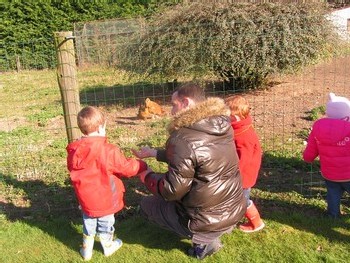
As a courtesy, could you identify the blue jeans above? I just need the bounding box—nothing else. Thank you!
[243,188,252,207]
[82,213,115,237]
[325,180,350,218]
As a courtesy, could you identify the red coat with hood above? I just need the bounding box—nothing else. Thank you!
[67,136,147,217]
[230,115,262,188]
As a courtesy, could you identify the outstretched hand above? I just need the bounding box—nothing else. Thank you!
[132,146,157,159]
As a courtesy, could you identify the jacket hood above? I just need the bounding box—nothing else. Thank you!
[168,97,231,134]
[316,118,350,145]
[231,115,253,129]
[326,92,350,121]
[66,136,106,170]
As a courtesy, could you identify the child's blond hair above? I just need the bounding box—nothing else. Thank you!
[77,106,105,135]
[225,95,250,119]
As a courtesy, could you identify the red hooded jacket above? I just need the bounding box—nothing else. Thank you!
[230,115,262,188]
[66,136,147,217]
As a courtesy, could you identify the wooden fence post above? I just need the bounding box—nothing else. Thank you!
[16,55,21,72]
[54,31,81,143]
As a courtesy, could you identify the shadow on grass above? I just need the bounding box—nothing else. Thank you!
[1,149,349,254]
[0,173,186,253]
[0,173,81,252]
[123,151,349,248]
[117,215,191,253]
[257,152,323,197]
[254,196,350,243]
[255,152,350,241]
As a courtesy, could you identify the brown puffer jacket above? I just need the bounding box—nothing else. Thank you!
[144,97,246,233]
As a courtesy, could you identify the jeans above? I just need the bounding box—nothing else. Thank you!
[243,188,252,207]
[325,180,350,218]
[83,213,115,237]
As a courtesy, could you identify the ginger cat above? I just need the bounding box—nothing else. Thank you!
[138,98,165,120]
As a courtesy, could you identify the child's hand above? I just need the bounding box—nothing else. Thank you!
[138,166,154,183]
[132,146,157,159]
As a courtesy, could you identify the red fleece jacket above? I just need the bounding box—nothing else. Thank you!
[67,136,147,217]
[231,115,262,188]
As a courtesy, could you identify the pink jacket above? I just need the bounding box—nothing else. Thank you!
[303,118,350,182]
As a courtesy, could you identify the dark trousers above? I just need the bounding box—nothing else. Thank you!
[140,195,233,244]
[325,179,350,218]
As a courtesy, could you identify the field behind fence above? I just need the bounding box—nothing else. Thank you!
[1,19,350,219]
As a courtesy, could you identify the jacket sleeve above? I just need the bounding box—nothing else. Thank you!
[109,145,147,178]
[303,125,319,163]
[146,136,194,201]
[156,149,168,163]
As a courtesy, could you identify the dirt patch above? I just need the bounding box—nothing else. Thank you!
[238,56,350,144]
[103,56,350,144]
[0,116,29,132]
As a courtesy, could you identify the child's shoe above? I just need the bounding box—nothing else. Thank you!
[239,201,265,233]
[99,233,123,257]
[80,234,95,261]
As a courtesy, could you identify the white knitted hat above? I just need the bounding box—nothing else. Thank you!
[326,93,350,121]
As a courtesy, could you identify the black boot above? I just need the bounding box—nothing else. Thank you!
[188,239,223,260]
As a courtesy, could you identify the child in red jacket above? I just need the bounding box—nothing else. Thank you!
[66,106,150,261]
[225,95,265,232]
[303,93,350,218]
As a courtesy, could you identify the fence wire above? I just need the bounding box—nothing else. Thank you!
[1,18,349,218]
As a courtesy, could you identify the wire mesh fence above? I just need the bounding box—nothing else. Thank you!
[73,18,147,67]
[0,38,57,72]
[1,15,350,217]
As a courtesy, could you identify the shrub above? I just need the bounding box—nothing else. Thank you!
[117,2,340,90]
[0,1,178,71]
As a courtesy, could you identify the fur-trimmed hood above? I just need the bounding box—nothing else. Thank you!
[168,97,231,133]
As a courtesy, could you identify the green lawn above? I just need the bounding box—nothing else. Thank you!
[0,68,349,263]
[1,207,349,263]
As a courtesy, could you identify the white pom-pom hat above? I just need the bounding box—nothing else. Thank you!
[326,93,350,121]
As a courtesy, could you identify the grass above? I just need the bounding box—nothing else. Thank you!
[1,195,349,263]
[1,67,349,263]
[305,106,326,121]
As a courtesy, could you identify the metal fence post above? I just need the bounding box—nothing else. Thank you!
[54,31,81,143]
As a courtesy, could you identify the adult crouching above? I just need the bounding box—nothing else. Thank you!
[134,82,246,260]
